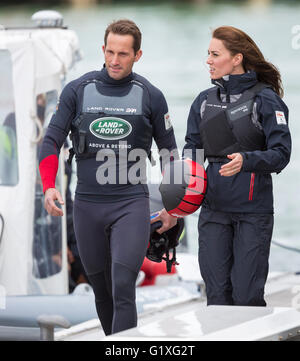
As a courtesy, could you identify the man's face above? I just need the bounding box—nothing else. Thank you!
[103,32,142,80]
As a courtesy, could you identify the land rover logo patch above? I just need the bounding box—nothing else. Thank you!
[90,117,132,140]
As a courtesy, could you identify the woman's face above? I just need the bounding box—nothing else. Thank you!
[206,38,244,79]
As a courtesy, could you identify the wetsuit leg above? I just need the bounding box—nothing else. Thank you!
[231,213,273,306]
[73,198,111,274]
[73,198,113,335]
[88,268,113,335]
[198,207,234,305]
[109,197,150,333]
[111,262,138,333]
[73,197,150,335]
[110,197,150,273]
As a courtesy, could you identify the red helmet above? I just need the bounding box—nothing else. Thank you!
[159,159,207,217]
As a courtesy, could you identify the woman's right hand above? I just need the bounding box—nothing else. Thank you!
[219,153,243,177]
[44,188,64,216]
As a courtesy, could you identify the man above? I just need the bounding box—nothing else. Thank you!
[39,19,177,335]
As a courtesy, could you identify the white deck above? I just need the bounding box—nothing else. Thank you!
[55,271,300,341]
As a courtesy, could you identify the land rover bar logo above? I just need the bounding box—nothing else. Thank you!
[90,117,132,140]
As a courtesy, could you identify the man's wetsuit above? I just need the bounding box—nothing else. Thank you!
[39,67,177,334]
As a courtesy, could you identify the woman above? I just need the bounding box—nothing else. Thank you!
[183,26,291,306]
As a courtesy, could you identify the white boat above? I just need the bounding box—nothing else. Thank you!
[0,10,82,297]
[0,10,300,342]
[0,10,100,338]
[54,256,300,342]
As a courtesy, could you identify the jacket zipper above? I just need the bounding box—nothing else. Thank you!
[249,172,255,201]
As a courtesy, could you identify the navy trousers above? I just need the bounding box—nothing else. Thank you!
[198,207,273,306]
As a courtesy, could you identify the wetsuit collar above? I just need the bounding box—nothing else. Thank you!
[100,65,134,85]
[212,71,258,95]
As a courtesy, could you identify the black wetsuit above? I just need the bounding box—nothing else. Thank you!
[39,67,177,334]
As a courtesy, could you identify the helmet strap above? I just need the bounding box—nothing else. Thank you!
[162,247,179,273]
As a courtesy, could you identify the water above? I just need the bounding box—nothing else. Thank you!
[1,1,300,271]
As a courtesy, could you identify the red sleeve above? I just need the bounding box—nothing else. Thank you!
[39,154,59,193]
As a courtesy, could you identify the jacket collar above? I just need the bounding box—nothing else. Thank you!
[212,71,258,95]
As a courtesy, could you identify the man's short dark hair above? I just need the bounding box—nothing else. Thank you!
[104,19,142,54]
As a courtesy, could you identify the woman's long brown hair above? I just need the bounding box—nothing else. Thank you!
[212,26,284,98]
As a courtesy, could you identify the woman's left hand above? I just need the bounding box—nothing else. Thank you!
[219,153,243,177]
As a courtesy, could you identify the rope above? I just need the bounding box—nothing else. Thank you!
[272,239,300,253]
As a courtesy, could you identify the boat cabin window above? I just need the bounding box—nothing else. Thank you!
[0,50,18,186]
[32,90,64,279]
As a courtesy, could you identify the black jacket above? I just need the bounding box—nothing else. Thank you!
[183,71,291,213]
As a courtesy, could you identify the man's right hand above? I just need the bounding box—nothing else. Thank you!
[150,208,177,234]
[44,188,64,216]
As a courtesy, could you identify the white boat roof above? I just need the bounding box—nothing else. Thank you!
[0,27,81,94]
